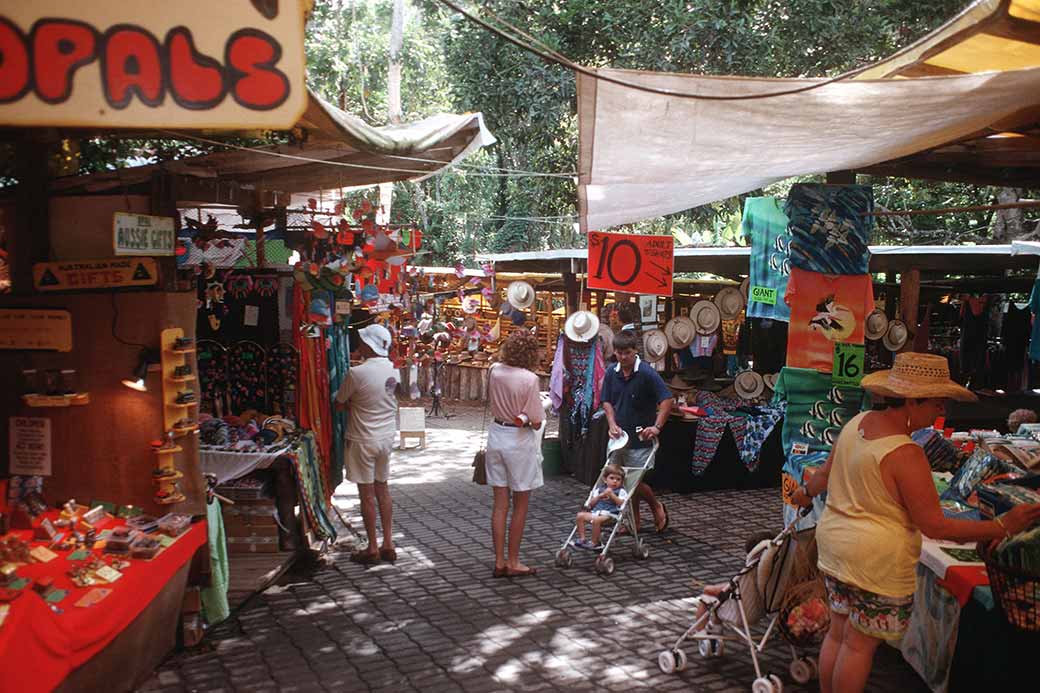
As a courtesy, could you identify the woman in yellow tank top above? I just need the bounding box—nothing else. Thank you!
[794,353,1040,693]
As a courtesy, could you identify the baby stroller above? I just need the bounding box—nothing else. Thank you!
[554,432,659,576]
[657,507,828,693]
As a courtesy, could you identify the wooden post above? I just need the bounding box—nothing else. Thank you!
[563,272,579,314]
[254,188,266,268]
[151,171,179,291]
[825,170,856,185]
[899,268,921,353]
[10,138,52,295]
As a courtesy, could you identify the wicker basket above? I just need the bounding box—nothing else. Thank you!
[979,541,1040,632]
[777,577,831,647]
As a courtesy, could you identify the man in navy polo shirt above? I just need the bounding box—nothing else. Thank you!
[600,330,673,533]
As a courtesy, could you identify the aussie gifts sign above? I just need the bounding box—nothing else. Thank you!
[0,0,307,129]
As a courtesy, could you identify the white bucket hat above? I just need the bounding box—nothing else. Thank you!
[714,287,745,320]
[883,319,909,352]
[564,310,600,342]
[358,324,392,357]
[506,280,535,310]
[664,316,697,350]
[734,370,765,400]
[691,300,722,335]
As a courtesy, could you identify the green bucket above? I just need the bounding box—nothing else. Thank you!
[542,437,563,476]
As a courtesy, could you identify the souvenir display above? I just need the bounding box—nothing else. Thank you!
[742,196,792,322]
[266,343,299,415]
[784,268,874,372]
[228,341,267,411]
[785,183,873,275]
[197,340,230,416]
[690,300,722,335]
[664,316,697,350]
[714,286,745,320]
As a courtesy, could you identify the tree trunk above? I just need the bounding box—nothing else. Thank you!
[380,0,406,227]
[989,187,1025,241]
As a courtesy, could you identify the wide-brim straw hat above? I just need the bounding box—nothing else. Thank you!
[763,373,779,390]
[714,287,745,320]
[664,316,697,350]
[564,310,600,342]
[859,352,976,402]
[882,319,909,352]
[506,280,535,309]
[643,329,669,362]
[691,300,721,335]
[734,370,765,400]
[864,309,889,341]
[667,374,696,391]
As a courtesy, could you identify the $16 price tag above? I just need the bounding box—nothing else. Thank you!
[832,342,865,387]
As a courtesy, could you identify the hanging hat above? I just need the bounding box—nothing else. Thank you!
[864,309,889,341]
[506,280,535,310]
[690,300,721,335]
[882,319,909,352]
[740,277,749,299]
[714,287,745,320]
[643,329,668,363]
[860,352,976,402]
[667,375,696,392]
[664,316,697,350]
[763,373,779,391]
[461,296,480,314]
[597,323,614,357]
[734,370,765,400]
[564,310,600,342]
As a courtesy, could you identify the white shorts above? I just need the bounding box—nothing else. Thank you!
[485,422,544,492]
[346,437,393,484]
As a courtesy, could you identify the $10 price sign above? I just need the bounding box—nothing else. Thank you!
[587,230,673,296]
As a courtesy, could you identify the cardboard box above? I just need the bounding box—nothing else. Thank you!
[222,517,279,539]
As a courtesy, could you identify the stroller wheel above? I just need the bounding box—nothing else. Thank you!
[698,640,712,658]
[594,555,615,576]
[712,638,724,657]
[806,656,819,679]
[751,676,781,693]
[632,539,650,560]
[555,549,573,568]
[789,658,813,685]
[769,675,783,692]
[658,649,676,674]
[673,649,688,671]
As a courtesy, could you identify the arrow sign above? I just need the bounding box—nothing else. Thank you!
[587,230,674,296]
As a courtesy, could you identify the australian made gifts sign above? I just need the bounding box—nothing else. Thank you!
[33,258,158,291]
[113,213,175,256]
[0,1,307,129]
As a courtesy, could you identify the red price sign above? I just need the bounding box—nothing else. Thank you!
[587,231,674,295]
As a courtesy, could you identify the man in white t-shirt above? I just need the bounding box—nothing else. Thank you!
[336,324,399,564]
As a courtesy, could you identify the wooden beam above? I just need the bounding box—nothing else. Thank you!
[896,63,966,78]
[825,170,857,184]
[860,161,1040,188]
[10,138,52,294]
[866,199,1040,216]
[899,268,921,353]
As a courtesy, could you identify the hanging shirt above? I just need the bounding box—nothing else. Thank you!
[785,268,875,373]
[771,366,866,458]
[1030,280,1040,362]
[689,333,718,358]
[785,183,873,275]
[721,314,743,355]
[743,197,791,322]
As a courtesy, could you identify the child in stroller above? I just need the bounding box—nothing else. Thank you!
[574,464,628,549]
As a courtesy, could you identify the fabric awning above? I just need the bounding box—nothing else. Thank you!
[577,0,1040,232]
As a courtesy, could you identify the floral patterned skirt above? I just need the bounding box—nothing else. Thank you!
[823,574,914,641]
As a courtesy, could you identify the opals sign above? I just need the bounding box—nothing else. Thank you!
[0,0,307,129]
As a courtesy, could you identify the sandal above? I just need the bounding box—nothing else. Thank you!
[506,566,538,578]
[656,502,670,534]
[492,566,509,578]
[350,551,381,565]
[379,547,398,563]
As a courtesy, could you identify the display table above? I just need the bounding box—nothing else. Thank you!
[563,412,784,490]
[0,517,207,693]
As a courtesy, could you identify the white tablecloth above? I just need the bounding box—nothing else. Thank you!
[199,444,292,484]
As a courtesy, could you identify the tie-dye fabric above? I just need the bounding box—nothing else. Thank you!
[785,269,875,373]
[771,367,866,457]
[743,197,791,322]
[786,184,873,275]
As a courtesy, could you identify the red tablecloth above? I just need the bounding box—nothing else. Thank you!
[937,564,990,607]
[0,517,207,693]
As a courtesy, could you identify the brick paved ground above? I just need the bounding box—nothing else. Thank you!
[140,405,927,692]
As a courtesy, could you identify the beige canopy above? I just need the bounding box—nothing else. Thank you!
[577,0,1040,232]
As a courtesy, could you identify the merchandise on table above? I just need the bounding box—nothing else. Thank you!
[911,428,969,473]
[742,196,792,322]
[943,451,1021,503]
[785,183,873,275]
[784,269,875,373]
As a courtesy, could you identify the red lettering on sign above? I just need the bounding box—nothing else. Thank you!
[33,20,97,103]
[226,29,289,110]
[0,17,31,103]
[166,27,225,109]
[102,25,164,108]
[587,230,674,296]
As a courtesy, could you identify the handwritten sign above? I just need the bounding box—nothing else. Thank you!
[587,231,674,295]
[9,417,52,476]
[0,1,306,130]
[33,258,157,291]
[750,285,777,305]
[833,342,865,387]
[113,213,175,256]
[0,309,72,351]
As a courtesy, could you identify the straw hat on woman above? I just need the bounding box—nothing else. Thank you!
[793,352,1040,693]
